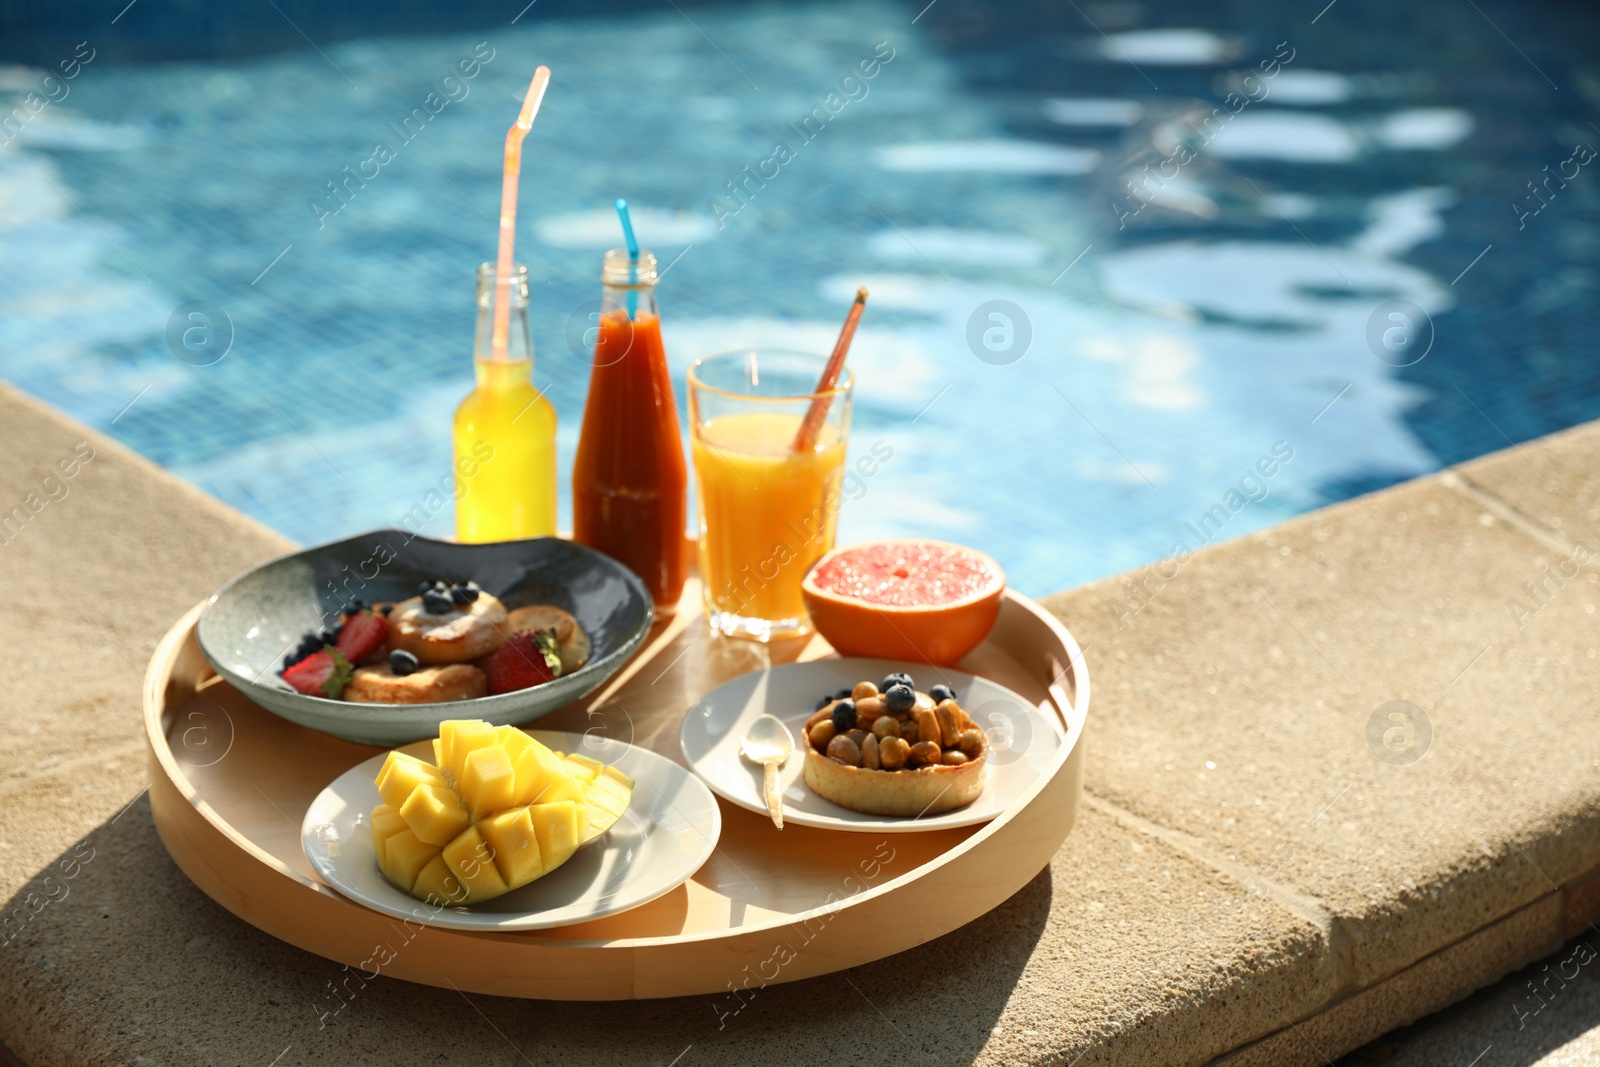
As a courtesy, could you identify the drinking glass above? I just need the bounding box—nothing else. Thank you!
[687,350,853,641]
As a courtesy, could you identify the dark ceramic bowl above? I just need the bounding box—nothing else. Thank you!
[197,531,654,746]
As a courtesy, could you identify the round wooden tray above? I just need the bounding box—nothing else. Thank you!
[143,577,1089,999]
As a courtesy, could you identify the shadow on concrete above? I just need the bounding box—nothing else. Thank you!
[1338,933,1600,1066]
[0,793,1050,1065]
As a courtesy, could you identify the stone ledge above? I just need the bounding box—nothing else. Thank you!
[1045,463,1600,994]
[1452,419,1600,552]
[1565,867,1600,942]
[3,380,1600,1066]
[1212,892,1564,1067]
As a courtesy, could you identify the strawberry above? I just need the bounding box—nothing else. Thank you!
[485,629,562,695]
[282,648,354,698]
[336,609,389,663]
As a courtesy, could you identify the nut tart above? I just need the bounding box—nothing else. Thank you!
[799,674,987,818]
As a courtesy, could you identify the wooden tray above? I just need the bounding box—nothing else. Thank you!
[143,577,1089,999]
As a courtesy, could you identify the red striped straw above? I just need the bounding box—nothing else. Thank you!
[490,66,551,362]
[792,287,868,453]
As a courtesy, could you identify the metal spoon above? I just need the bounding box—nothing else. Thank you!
[740,714,794,829]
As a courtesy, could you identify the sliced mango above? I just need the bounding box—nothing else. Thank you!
[370,720,633,906]
[529,800,581,869]
[381,828,436,891]
[478,807,544,887]
[411,855,466,907]
[370,803,407,845]
[398,781,470,846]
[580,778,628,844]
[376,752,444,810]
[441,827,509,904]
[440,720,497,774]
[459,744,516,816]
[523,744,585,806]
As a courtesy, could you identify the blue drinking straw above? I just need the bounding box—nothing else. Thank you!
[614,198,639,318]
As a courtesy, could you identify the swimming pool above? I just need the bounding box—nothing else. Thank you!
[2,0,1596,595]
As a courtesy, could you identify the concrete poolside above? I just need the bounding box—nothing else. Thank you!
[1,378,1597,1066]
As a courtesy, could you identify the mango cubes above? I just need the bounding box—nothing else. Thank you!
[370,720,633,906]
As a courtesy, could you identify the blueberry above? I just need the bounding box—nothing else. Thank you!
[883,684,915,713]
[378,604,392,616]
[831,699,857,733]
[347,598,365,614]
[930,683,956,704]
[834,687,853,700]
[450,582,480,605]
[815,695,833,711]
[417,580,437,596]
[287,632,323,666]
[318,628,340,646]
[389,649,420,676]
[422,591,454,615]
[881,672,914,693]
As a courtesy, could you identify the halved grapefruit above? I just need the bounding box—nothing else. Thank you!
[801,540,1006,665]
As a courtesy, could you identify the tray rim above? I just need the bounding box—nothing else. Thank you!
[143,585,1090,993]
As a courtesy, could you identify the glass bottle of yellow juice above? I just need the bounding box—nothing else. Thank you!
[453,263,557,542]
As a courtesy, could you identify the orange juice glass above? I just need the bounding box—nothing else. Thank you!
[688,351,853,640]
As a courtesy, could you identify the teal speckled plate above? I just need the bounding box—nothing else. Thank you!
[197,531,654,746]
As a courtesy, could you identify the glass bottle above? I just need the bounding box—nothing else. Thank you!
[572,248,688,610]
[453,263,558,542]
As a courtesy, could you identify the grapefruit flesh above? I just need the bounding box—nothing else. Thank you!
[801,540,1005,665]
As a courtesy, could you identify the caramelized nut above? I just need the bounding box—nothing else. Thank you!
[934,701,965,748]
[854,696,886,722]
[941,749,969,766]
[852,680,879,701]
[911,708,940,746]
[805,704,835,731]
[879,735,910,771]
[871,715,900,739]
[860,732,881,770]
[826,734,863,766]
[908,740,942,767]
[845,729,870,751]
[809,719,837,751]
[958,728,985,756]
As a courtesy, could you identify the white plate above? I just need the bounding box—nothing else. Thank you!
[679,659,1064,833]
[301,731,721,931]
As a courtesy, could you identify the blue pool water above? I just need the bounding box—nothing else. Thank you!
[2,1,1597,595]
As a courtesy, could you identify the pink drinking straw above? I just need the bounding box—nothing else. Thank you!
[792,287,868,453]
[490,65,552,363]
